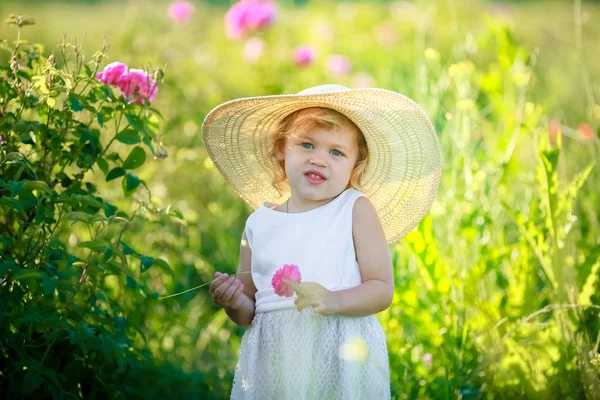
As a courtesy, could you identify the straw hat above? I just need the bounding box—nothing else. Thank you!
[202,84,441,243]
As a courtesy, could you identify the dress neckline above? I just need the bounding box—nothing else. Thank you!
[260,188,351,216]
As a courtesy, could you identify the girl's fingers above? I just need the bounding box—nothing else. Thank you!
[213,276,235,299]
[222,279,241,303]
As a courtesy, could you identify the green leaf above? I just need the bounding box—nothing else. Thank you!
[104,201,117,217]
[78,240,109,252]
[23,371,44,394]
[97,158,109,174]
[23,180,51,193]
[63,211,92,224]
[10,180,24,197]
[103,247,113,262]
[12,270,42,281]
[0,197,25,213]
[115,128,141,145]
[122,173,141,196]
[67,94,85,112]
[122,147,146,170]
[43,276,58,296]
[140,256,154,273]
[154,258,173,275]
[120,241,137,255]
[106,167,125,182]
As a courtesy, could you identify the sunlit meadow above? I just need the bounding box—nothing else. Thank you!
[1,0,599,398]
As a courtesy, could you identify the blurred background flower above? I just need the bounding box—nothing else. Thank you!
[168,1,195,23]
[293,45,314,67]
[225,0,277,39]
[326,54,351,76]
[243,37,265,63]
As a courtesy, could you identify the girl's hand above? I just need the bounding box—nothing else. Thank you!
[209,272,246,310]
[293,282,339,316]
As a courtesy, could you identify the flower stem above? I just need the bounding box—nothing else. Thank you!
[158,271,253,300]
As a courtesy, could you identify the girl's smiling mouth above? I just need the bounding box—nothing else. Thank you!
[304,170,327,184]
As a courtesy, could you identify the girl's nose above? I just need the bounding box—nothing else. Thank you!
[309,156,327,167]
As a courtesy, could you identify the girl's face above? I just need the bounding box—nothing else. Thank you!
[275,124,359,209]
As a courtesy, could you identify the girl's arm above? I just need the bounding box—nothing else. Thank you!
[332,196,394,317]
[224,230,257,327]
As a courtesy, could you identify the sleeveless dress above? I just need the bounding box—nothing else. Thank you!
[230,188,391,399]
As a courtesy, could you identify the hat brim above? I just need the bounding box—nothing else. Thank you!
[202,88,442,243]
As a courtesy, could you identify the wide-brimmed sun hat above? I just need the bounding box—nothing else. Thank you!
[202,84,442,243]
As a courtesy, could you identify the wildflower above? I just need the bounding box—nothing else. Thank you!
[326,54,351,76]
[225,0,277,39]
[117,69,158,104]
[293,45,314,67]
[271,264,301,297]
[243,37,265,63]
[168,1,195,23]
[578,122,594,141]
[96,62,127,86]
[0,135,3,146]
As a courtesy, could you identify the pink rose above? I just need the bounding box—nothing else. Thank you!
[168,1,195,23]
[96,62,127,86]
[225,0,277,39]
[326,54,351,76]
[293,45,314,67]
[271,264,302,297]
[117,69,158,104]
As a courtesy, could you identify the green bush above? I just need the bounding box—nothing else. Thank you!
[0,14,219,398]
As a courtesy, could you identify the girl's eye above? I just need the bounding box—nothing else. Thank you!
[300,142,343,157]
[300,142,312,149]
[331,149,342,157]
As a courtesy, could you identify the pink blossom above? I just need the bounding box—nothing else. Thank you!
[0,135,3,146]
[96,62,128,86]
[225,0,277,39]
[168,1,195,23]
[243,37,265,63]
[423,353,433,363]
[117,69,158,104]
[293,45,314,67]
[578,122,594,141]
[326,54,352,76]
[271,264,302,297]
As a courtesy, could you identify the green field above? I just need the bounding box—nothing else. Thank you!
[1,0,599,398]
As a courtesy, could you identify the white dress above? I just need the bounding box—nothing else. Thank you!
[230,188,391,399]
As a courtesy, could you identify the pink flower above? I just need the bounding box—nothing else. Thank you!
[326,54,351,76]
[0,135,3,146]
[243,37,265,63]
[423,353,433,363]
[225,0,277,39]
[578,122,594,141]
[117,69,158,104]
[168,1,195,23]
[96,62,128,86]
[271,264,302,297]
[293,45,314,67]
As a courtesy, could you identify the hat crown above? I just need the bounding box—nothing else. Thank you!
[296,84,350,96]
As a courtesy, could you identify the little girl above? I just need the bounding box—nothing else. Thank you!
[202,84,441,399]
